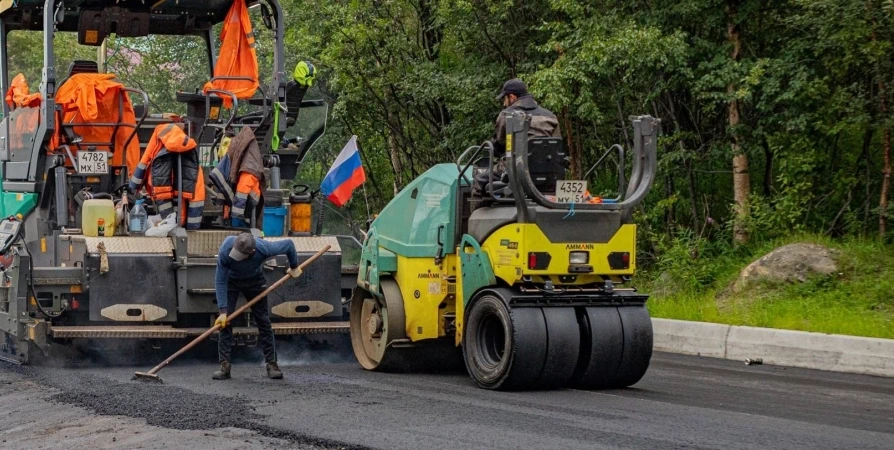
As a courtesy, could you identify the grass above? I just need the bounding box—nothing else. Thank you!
[639,235,894,339]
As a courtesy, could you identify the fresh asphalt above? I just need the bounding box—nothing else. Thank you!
[1,345,891,450]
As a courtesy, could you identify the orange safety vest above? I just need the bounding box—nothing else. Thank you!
[50,73,141,175]
[129,124,206,229]
[202,0,259,108]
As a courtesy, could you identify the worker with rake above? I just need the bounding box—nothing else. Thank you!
[213,232,303,380]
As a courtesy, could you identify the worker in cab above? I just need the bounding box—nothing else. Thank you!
[471,78,561,210]
[213,232,303,380]
[492,78,561,155]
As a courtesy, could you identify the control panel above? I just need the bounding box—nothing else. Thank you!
[0,218,23,255]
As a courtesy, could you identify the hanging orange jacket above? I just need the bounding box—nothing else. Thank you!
[5,74,42,108]
[4,74,42,153]
[129,123,206,229]
[202,0,259,108]
[50,73,141,175]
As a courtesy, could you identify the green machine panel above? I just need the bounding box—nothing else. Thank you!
[371,163,460,258]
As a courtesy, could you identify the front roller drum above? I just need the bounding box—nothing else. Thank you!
[350,279,407,371]
[571,305,653,389]
[462,295,580,390]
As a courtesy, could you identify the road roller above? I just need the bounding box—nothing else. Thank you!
[351,112,659,390]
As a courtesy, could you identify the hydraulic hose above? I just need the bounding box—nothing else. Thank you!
[7,212,65,319]
[16,235,64,319]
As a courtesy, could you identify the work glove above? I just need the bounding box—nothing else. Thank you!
[214,313,228,329]
[287,266,303,278]
[293,61,316,87]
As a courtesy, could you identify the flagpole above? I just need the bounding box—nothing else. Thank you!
[355,137,373,225]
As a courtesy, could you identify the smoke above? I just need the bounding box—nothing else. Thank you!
[29,333,354,369]
[31,339,194,368]
[267,334,355,367]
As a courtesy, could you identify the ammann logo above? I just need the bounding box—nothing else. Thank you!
[417,272,440,279]
[565,244,594,250]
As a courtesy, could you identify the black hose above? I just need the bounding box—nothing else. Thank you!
[17,235,64,319]
[87,192,114,200]
[7,211,66,319]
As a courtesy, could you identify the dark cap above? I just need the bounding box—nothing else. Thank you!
[496,78,528,100]
[229,232,256,261]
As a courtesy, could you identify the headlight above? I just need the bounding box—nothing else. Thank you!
[569,251,589,264]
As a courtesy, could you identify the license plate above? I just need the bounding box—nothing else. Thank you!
[77,151,108,175]
[556,180,587,203]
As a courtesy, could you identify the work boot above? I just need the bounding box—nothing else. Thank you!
[212,361,231,380]
[266,362,283,379]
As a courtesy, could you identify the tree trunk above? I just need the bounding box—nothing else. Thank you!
[562,107,582,180]
[666,174,675,237]
[763,144,773,197]
[727,0,750,244]
[880,110,891,239]
[388,131,403,195]
[869,1,890,239]
[686,158,699,230]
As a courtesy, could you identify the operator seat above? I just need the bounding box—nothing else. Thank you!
[468,137,566,243]
[527,137,565,195]
[482,137,566,198]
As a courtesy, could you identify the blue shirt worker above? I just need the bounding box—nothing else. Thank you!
[213,232,302,380]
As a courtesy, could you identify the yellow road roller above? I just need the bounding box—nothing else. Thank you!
[351,112,659,390]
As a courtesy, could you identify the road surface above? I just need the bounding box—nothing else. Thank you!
[0,343,891,450]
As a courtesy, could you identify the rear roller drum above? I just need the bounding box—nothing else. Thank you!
[535,307,581,389]
[350,279,407,371]
[613,305,653,387]
[463,295,547,390]
[463,295,580,390]
[571,305,653,389]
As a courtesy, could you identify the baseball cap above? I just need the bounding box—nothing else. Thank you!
[229,232,256,261]
[496,78,528,100]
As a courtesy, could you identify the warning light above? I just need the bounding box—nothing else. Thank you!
[527,252,551,270]
[608,252,631,270]
[71,299,80,310]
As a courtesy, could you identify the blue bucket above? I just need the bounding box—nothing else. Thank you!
[262,206,287,236]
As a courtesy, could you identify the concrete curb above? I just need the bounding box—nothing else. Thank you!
[652,318,894,378]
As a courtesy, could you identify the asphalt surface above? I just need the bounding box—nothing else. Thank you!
[1,343,892,450]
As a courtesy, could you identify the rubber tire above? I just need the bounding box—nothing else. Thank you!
[571,306,624,389]
[612,305,653,387]
[535,307,581,389]
[463,295,549,390]
[571,306,653,389]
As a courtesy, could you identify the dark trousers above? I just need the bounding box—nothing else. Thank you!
[218,275,276,364]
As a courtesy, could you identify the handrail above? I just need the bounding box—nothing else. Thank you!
[455,141,495,188]
[204,89,239,123]
[198,89,239,154]
[122,87,149,153]
[507,112,659,212]
[583,143,625,202]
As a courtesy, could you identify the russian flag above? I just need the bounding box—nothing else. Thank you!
[321,135,366,207]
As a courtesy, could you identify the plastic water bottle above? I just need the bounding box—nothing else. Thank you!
[129,199,148,235]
